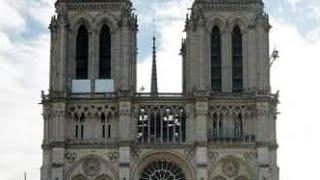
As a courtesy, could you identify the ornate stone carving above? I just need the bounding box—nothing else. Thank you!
[83,159,101,176]
[184,146,196,161]
[221,159,240,178]
[131,145,141,160]
[68,104,117,119]
[107,152,119,163]
[209,105,254,116]
[194,0,263,12]
[208,151,219,163]
[195,102,208,115]
[243,152,256,161]
[66,3,129,11]
[119,102,131,115]
[65,152,77,163]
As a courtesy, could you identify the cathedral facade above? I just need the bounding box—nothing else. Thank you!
[41,0,279,180]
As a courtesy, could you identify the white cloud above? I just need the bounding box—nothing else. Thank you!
[0,32,49,180]
[0,0,55,34]
[0,0,52,179]
[137,0,192,93]
[27,0,55,27]
[0,0,26,34]
[270,18,320,179]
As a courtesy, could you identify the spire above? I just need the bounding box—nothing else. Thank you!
[150,24,158,96]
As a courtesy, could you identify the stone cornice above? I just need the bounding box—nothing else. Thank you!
[192,0,264,12]
[256,142,278,150]
[42,91,277,104]
[64,1,132,11]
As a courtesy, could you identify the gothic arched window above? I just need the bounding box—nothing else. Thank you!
[210,113,223,141]
[140,161,186,180]
[76,25,89,79]
[232,26,243,92]
[100,113,111,139]
[234,114,244,139]
[75,113,85,139]
[211,26,222,92]
[99,25,111,79]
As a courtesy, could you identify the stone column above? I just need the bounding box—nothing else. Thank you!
[42,105,50,144]
[194,97,208,180]
[242,30,249,91]
[131,28,138,91]
[256,102,272,142]
[88,30,95,79]
[57,22,68,92]
[111,30,120,91]
[51,147,65,180]
[92,28,99,79]
[118,98,133,180]
[257,147,271,180]
[49,17,58,92]
[50,102,66,142]
[247,27,257,90]
[120,21,130,90]
[222,30,232,92]
[40,148,50,180]
[187,30,198,92]
[256,23,270,91]
[198,24,207,90]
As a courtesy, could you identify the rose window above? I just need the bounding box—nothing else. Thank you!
[140,160,186,180]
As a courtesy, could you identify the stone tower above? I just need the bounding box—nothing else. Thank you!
[41,0,279,180]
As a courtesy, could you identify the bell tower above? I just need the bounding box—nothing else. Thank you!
[182,0,279,179]
[49,0,137,95]
[183,0,271,94]
[42,0,137,180]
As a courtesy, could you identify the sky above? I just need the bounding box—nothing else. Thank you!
[0,0,319,179]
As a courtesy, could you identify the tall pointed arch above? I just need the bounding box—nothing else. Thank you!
[99,25,111,79]
[211,26,222,92]
[76,25,89,79]
[232,26,243,92]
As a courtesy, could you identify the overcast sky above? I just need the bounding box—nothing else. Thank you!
[0,0,319,179]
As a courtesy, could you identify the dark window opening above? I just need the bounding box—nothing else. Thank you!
[101,113,111,139]
[80,125,84,139]
[99,25,111,79]
[75,125,79,138]
[232,26,243,92]
[108,124,111,138]
[211,26,222,92]
[76,25,89,79]
[75,113,85,139]
[102,124,106,138]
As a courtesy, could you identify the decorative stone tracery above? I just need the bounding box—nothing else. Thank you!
[140,160,186,180]
[83,159,101,176]
[208,105,255,142]
[65,155,118,180]
[132,151,195,180]
[209,155,255,180]
[221,158,240,177]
